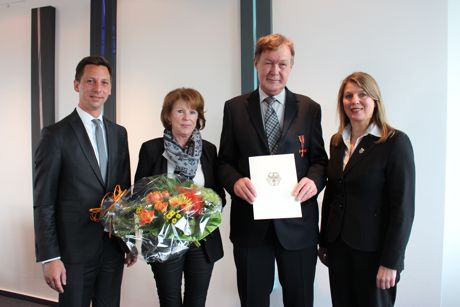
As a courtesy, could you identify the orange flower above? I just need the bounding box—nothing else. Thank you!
[169,194,192,209]
[181,202,194,213]
[154,201,168,213]
[145,192,160,204]
[193,200,204,213]
[138,209,155,226]
[182,189,204,213]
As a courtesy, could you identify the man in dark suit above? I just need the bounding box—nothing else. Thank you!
[218,34,328,307]
[33,56,136,307]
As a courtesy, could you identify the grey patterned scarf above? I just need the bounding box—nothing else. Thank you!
[163,128,202,179]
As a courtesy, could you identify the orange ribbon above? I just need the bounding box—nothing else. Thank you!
[89,185,126,222]
[298,135,307,157]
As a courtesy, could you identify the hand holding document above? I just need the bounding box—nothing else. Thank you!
[249,154,302,220]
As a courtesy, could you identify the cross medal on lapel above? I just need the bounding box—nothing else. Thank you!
[298,135,307,157]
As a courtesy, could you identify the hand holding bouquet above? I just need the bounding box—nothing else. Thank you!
[90,174,223,262]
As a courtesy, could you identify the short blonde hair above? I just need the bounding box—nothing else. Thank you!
[254,33,295,64]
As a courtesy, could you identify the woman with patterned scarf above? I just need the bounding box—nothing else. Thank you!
[134,88,226,307]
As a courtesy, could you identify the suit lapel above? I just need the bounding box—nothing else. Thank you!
[343,135,378,175]
[331,140,346,175]
[279,88,298,142]
[247,90,270,152]
[69,110,105,187]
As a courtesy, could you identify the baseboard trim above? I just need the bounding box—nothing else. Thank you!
[0,289,57,306]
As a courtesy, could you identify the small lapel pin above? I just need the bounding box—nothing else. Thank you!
[359,148,365,154]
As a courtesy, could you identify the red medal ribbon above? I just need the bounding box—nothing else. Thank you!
[298,135,307,157]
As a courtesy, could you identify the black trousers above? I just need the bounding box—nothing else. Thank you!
[327,238,398,307]
[150,245,214,307]
[59,234,125,307]
[233,230,317,307]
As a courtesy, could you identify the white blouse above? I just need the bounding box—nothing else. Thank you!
[341,123,381,169]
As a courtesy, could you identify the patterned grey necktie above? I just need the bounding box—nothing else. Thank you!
[93,119,107,183]
[264,96,281,154]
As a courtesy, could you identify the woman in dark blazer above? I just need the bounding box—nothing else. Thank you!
[135,88,225,307]
[318,72,415,307]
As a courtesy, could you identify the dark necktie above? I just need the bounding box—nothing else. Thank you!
[93,119,107,182]
[264,96,281,154]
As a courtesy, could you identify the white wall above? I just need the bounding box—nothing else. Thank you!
[273,1,448,306]
[442,1,460,307]
[0,0,455,306]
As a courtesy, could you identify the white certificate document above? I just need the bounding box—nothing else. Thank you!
[249,154,302,220]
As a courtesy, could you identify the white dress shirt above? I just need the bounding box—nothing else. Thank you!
[76,106,107,166]
[342,122,381,169]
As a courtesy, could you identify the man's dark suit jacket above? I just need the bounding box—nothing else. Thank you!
[218,88,328,250]
[33,109,131,264]
[134,137,225,263]
[319,131,415,271]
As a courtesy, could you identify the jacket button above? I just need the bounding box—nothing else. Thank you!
[338,179,343,184]
[338,204,343,208]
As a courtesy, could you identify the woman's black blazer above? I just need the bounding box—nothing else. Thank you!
[320,130,415,271]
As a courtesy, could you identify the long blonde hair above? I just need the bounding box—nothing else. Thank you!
[332,72,394,146]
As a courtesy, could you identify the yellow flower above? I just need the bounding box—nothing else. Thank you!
[165,210,175,220]
[169,194,193,209]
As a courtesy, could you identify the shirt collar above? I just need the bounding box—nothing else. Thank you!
[258,88,286,106]
[342,122,381,143]
[76,105,104,126]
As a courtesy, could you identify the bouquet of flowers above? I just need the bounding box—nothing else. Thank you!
[90,174,223,262]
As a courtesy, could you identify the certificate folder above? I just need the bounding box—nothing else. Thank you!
[249,154,302,220]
